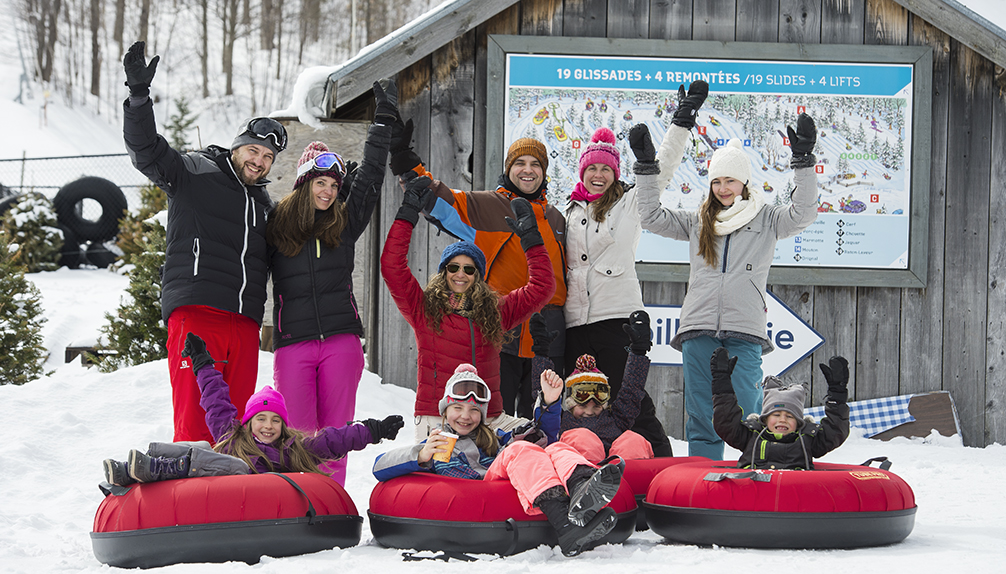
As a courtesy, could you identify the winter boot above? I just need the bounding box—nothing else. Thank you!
[538,496,617,557]
[567,458,624,527]
[103,458,136,486]
[128,449,191,483]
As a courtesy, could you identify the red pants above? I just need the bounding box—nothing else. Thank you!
[167,305,260,443]
[560,428,654,464]
[484,441,597,515]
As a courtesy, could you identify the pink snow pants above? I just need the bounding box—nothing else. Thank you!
[559,428,655,464]
[484,441,598,515]
[273,333,364,486]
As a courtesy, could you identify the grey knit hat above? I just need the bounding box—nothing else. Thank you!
[438,363,490,422]
[760,376,806,429]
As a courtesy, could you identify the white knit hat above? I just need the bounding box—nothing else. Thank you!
[708,139,751,185]
[438,364,490,422]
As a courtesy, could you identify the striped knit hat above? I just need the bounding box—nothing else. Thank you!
[294,141,345,190]
[563,354,610,411]
[504,138,549,175]
[578,127,621,181]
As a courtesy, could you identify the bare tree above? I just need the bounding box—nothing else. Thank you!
[297,0,320,64]
[199,0,209,97]
[261,0,274,50]
[139,0,150,45]
[274,0,284,80]
[222,0,239,95]
[89,0,101,96]
[112,0,124,57]
[26,0,62,82]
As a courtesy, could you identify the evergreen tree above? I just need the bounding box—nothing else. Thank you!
[98,220,168,372]
[165,96,199,151]
[0,193,63,273]
[116,183,168,266]
[0,234,48,385]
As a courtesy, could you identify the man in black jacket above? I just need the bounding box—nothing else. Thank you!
[122,41,286,443]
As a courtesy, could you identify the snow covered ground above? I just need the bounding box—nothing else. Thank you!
[0,268,1002,572]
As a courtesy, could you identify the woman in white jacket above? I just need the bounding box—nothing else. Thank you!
[563,126,671,457]
[632,81,819,460]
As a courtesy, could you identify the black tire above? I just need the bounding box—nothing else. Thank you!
[85,241,118,269]
[58,224,83,269]
[53,177,128,243]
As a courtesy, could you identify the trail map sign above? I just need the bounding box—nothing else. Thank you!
[486,37,932,288]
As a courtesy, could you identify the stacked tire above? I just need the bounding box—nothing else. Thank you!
[52,177,127,268]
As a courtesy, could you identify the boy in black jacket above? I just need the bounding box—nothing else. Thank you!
[711,348,850,469]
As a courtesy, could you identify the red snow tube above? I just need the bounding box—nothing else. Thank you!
[91,473,362,568]
[621,456,709,530]
[368,473,637,555]
[643,460,916,548]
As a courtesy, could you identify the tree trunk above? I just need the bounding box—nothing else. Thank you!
[139,0,150,45]
[200,0,209,97]
[30,0,62,82]
[261,0,274,50]
[90,0,101,97]
[112,0,124,57]
[274,0,284,80]
[222,0,238,96]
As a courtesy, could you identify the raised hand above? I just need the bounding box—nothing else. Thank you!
[628,124,656,163]
[710,347,737,395]
[622,310,652,355]
[395,173,433,225]
[389,118,422,176]
[787,112,817,168]
[671,80,709,129]
[819,355,849,403]
[181,332,215,373]
[123,41,159,97]
[373,79,399,125]
[505,197,544,251]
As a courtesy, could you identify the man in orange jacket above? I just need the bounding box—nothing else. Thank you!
[390,125,566,420]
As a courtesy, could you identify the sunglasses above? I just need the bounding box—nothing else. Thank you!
[570,382,610,405]
[446,262,477,276]
[296,151,346,179]
[446,379,490,403]
[244,117,288,152]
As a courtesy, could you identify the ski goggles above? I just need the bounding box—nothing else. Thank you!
[446,379,491,404]
[243,117,288,152]
[569,382,610,405]
[445,262,477,276]
[296,151,347,180]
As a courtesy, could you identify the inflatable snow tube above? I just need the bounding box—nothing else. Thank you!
[368,473,637,556]
[91,472,362,568]
[643,460,916,549]
[622,456,709,530]
[53,176,127,242]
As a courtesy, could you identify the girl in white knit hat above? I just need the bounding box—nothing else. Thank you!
[630,81,820,461]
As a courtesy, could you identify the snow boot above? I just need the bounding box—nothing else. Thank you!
[567,457,624,527]
[128,449,191,483]
[538,497,617,557]
[103,458,136,486]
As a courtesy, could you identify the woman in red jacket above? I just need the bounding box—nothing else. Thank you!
[381,173,556,441]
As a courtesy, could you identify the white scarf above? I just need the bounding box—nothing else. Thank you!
[711,184,765,236]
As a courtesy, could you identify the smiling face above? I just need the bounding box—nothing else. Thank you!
[571,400,605,419]
[507,155,544,194]
[249,410,283,444]
[765,410,798,436]
[581,163,615,196]
[231,144,275,185]
[310,176,339,210]
[445,254,477,294]
[444,402,482,436]
[710,176,746,207]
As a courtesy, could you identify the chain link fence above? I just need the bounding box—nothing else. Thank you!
[0,153,148,208]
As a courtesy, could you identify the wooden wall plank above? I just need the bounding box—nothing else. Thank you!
[865,0,909,45]
[608,0,650,39]
[376,58,432,391]
[475,7,521,190]
[693,0,737,41]
[812,287,858,403]
[736,0,779,42]
[901,17,950,397]
[563,0,607,38]
[822,0,865,44]
[943,41,993,446]
[986,64,1006,444]
[641,281,687,439]
[521,0,563,36]
[779,0,822,44]
[649,0,693,40]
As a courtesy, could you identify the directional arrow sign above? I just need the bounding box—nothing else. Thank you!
[643,290,825,376]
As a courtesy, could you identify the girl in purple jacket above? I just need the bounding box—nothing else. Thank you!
[102,333,404,485]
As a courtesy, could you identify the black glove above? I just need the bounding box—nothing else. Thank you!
[181,332,215,373]
[395,172,433,225]
[622,310,652,355]
[389,118,423,176]
[710,347,738,395]
[819,356,849,404]
[373,79,398,126]
[337,160,358,202]
[512,420,548,447]
[529,312,557,357]
[788,112,817,168]
[505,197,544,251]
[363,415,405,444]
[671,80,708,129]
[123,41,159,98]
[628,124,656,163]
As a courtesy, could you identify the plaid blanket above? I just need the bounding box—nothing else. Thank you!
[806,394,914,438]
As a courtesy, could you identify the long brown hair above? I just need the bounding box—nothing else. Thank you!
[266,179,348,258]
[422,271,507,349]
[213,420,327,475]
[697,183,749,267]
[589,180,625,223]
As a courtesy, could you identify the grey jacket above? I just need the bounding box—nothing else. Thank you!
[637,126,819,352]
